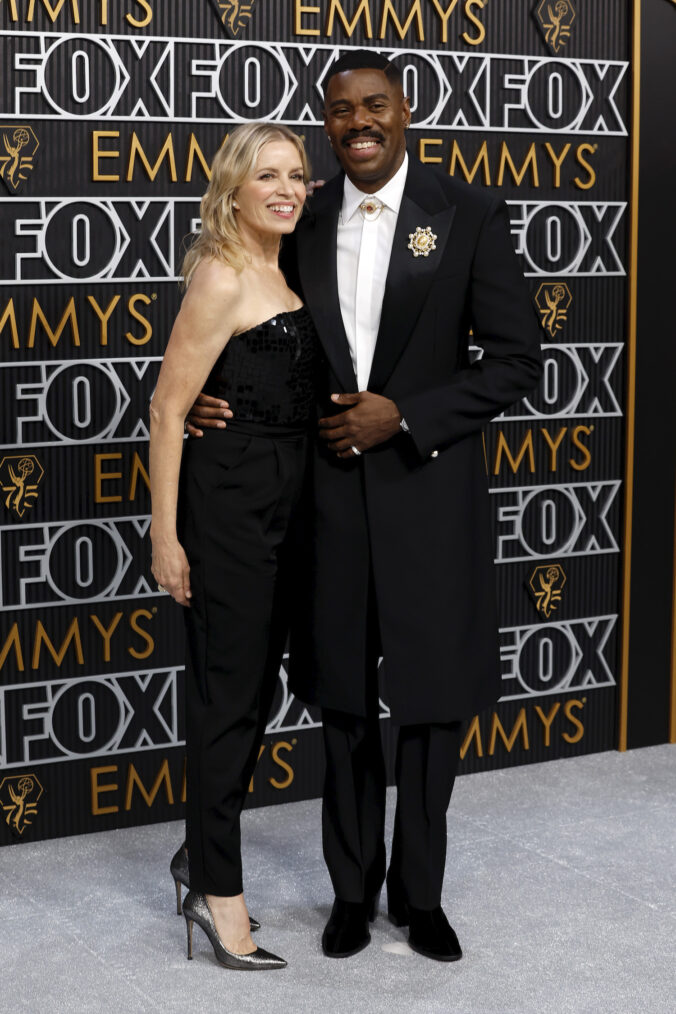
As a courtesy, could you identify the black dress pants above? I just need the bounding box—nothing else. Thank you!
[321,596,462,910]
[180,426,307,896]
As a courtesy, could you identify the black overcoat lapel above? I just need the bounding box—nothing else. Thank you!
[295,175,357,392]
[368,160,456,394]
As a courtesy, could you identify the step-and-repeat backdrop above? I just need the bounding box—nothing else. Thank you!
[0,0,629,842]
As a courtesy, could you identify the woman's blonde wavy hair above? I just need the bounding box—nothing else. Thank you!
[181,122,311,288]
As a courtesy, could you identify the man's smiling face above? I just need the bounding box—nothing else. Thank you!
[323,68,410,194]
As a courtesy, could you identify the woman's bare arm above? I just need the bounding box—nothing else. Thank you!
[149,259,243,604]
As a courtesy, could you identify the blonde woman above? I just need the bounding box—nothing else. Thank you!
[150,123,318,970]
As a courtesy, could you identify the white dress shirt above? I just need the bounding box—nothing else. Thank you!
[336,153,408,391]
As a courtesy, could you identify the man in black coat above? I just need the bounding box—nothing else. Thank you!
[189,50,542,962]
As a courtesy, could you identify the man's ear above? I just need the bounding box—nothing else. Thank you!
[402,95,411,127]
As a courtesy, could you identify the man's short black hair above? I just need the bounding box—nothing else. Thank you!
[324,49,403,95]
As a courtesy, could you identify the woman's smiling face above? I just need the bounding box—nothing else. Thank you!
[234,139,307,237]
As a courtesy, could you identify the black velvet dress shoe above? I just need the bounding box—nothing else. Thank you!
[322,899,372,958]
[407,906,462,962]
[387,880,462,961]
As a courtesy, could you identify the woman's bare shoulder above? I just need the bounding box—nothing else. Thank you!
[186,257,242,304]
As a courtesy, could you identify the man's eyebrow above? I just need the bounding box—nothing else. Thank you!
[328,92,391,109]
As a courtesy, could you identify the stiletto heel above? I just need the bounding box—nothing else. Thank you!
[182,891,286,970]
[368,889,381,923]
[170,843,260,930]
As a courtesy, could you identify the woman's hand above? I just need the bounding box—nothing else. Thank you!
[151,536,192,607]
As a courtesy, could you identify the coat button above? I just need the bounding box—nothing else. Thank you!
[430,450,438,458]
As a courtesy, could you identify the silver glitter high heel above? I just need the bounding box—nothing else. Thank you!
[170,843,260,930]
[183,891,287,970]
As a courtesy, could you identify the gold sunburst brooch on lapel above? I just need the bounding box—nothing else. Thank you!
[408,226,437,258]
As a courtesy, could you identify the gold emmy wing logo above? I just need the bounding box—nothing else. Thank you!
[213,0,257,37]
[0,125,39,194]
[529,564,567,619]
[0,775,44,836]
[535,282,572,339]
[535,1,576,53]
[0,453,44,519]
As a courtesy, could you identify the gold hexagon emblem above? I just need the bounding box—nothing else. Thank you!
[408,226,438,258]
[0,125,39,194]
[212,0,257,37]
[534,281,572,339]
[0,453,44,519]
[535,1,576,54]
[528,563,567,619]
[0,774,44,836]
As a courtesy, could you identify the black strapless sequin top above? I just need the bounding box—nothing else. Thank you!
[205,306,320,428]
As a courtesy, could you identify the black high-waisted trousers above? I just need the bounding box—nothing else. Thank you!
[179,424,308,896]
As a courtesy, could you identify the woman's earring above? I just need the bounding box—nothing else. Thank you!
[232,200,239,210]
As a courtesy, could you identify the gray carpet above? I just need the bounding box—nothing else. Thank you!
[2,746,674,1014]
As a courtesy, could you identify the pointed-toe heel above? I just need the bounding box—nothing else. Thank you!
[182,891,286,971]
[170,843,260,930]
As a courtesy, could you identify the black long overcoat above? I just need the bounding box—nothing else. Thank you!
[286,157,543,724]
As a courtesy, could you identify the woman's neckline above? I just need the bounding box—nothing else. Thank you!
[232,305,306,338]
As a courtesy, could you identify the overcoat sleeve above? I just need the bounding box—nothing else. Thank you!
[396,199,543,459]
